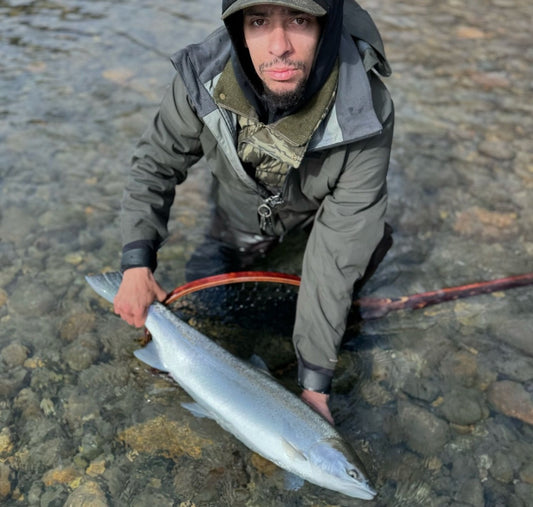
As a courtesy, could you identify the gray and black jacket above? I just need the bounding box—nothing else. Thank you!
[120,0,394,393]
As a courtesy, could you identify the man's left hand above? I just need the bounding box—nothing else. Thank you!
[301,389,334,425]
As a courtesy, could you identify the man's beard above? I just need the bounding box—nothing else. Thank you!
[262,78,307,112]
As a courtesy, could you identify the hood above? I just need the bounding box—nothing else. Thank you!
[221,0,343,123]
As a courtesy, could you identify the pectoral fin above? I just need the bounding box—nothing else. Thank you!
[134,341,168,372]
[281,438,307,462]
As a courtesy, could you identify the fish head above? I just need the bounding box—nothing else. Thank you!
[306,437,376,500]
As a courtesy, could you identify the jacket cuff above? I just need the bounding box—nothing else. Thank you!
[297,357,333,394]
[121,240,158,272]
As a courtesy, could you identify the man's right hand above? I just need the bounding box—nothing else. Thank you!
[113,267,167,328]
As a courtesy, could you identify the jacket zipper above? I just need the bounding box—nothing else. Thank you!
[257,193,284,233]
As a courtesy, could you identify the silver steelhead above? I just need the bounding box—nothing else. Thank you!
[86,271,376,500]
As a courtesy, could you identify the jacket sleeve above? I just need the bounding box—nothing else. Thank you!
[120,72,204,271]
[293,104,394,393]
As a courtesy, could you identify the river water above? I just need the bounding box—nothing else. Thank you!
[1,0,532,505]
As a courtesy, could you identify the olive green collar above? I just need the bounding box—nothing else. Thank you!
[214,60,339,148]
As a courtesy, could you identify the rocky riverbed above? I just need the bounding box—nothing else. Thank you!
[1,0,532,505]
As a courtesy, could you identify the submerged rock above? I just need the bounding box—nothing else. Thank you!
[455,478,484,506]
[59,312,96,342]
[488,381,533,425]
[453,206,519,240]
[439,387,489,426]
[8,280,57,317]
[0,463,12,501]
[519,462,533,484]
[0,367,28,398]
[397,400,449,456]
[42,466,82,487]
[490,318,533,357]
[0,428,13,457]
[478,140,515,160]
[64,480,108,507]
[118,416,212,460]
[1,342,29,367]
[490,450,515,484]
[62,333,100,372]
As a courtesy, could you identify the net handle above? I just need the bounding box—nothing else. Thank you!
[164,271,533,320]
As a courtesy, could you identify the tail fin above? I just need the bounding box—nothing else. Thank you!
[85,271,123,304]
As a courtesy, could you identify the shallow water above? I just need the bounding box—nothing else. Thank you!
[1,0,532,505]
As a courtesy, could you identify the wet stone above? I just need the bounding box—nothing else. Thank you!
[490,318,533,357]
[117,416,212,461]
[128,492,175,507]
[78,432,105,461]
[42,466,82,487]
[62,333,101,372]
[8,280,57,317]
[359,380,394,406]
[453,206,519,240]
[491,450,515,484]
[0,289,7,308]
[0,463,12,501]
[451,453,477,482]
[27,482,43,505]
[402,376,440,402]
[0,428,13,457]
[439,350,479,388]
[0,367,29,398]
[63,392,101,430]
[30,367,64,394]
[59,312,96,342]
[488,381,533,426]
[397,400,449,456]
[515,482,533,504]
[439,387,489,426]
[21,437,75,474]
[519,461,533,484]
[78,362,131,390]
[478,140,515,160]
[13,387,41,419]
[455,478,484,507]
[493,353,533,383]
[1,341,29,367]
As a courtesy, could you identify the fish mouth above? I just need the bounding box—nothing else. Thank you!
[357,485,377,500]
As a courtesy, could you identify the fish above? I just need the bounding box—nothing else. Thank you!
[85,271,377,500]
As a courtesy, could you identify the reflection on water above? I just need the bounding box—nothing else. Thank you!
[1,0,532,505]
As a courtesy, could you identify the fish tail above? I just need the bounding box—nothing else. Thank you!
[85,271,123,303]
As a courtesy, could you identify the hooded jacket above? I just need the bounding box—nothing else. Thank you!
[222,0,343,123]
[120,0,394,392]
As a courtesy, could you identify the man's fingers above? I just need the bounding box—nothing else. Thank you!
[156,288,168,302]
[114,302,147,327]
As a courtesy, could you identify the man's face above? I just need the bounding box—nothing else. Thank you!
[243,5,321,98]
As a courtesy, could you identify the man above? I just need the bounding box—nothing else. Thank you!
[114,0,394,424]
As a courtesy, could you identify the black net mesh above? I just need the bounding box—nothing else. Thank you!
[165,281,301,384]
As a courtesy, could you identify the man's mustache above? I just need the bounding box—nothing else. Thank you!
[259,58,305,73]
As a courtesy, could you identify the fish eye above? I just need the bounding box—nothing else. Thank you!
[348,468,361,480]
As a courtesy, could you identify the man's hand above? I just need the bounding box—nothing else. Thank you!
[301,389,335,425]
[114,267,167,328]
